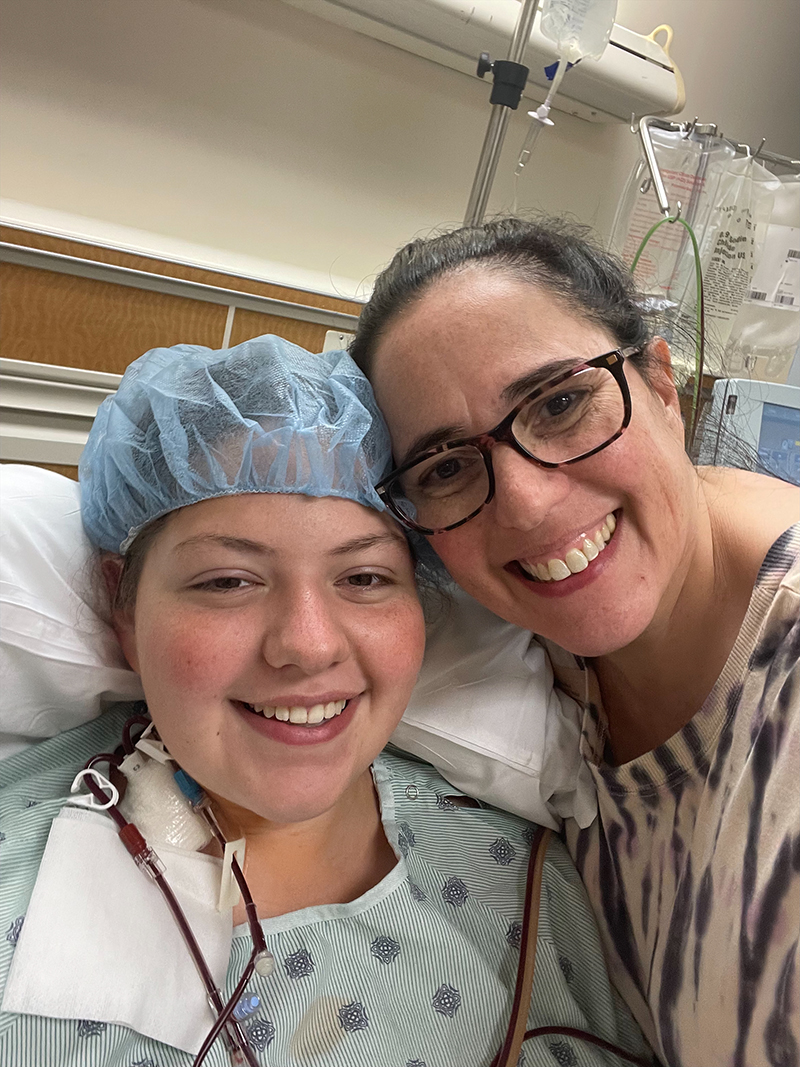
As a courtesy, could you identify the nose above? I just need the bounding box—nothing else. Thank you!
[261,586,350,674]
[487,442,570,531]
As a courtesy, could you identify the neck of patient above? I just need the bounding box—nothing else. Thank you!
[208,770,398,925]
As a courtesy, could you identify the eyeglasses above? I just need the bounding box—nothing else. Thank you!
[376,347,638,534]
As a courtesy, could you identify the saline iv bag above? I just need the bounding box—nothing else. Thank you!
[515,0,618,176]
[540,0,618,65]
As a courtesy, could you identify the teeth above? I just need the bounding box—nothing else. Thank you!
[547,558,571,581]
[565,548,589,574]
[518,513,617,583]
[307,704,325,724]
[246,699,347,725]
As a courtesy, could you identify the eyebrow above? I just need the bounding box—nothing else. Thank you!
[173,534,274,555]
[173,530,406,558]
[499,357,584,404]
[400,357,583,464]
[329,532,407,556]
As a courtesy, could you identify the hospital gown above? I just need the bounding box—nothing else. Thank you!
[0,706,651,1067]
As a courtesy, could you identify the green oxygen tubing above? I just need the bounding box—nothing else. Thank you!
[630,216,705,448]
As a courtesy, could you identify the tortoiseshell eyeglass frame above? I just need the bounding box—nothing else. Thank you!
[376,346,639,535]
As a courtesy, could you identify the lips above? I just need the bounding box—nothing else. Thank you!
[517,512,617,583]
[233,696,360,746]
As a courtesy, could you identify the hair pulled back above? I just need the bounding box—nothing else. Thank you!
[350,216,652,377]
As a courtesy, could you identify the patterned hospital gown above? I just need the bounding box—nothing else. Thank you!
[547,524,800,1067]
[0,707,651,1067]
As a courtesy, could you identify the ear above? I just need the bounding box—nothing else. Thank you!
[102,556,141,673]
[643,337,683,423]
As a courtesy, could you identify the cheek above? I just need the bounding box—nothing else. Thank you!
[135,614,249,697]
[361,599,427,693]
[429,527,488,586]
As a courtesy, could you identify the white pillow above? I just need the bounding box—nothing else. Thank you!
[0,465,595,828]
[392,589,596,829]
[0,465,143,760]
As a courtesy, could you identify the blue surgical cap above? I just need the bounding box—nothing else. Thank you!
[79,335,391,554]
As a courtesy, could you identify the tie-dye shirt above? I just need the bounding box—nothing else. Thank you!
[545,524,800,1067]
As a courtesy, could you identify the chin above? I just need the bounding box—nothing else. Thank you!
[538,607,655,659]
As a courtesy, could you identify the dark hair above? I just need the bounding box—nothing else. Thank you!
[350,216,654,378]
[112,513,172,612]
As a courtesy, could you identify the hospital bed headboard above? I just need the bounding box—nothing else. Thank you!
[0,226,362,476]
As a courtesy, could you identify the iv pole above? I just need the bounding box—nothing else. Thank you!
[464,0,541,227]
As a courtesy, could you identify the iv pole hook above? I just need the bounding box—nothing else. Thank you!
[464,0,541,227]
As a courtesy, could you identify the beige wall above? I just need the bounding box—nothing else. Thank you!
[0,0,797,296]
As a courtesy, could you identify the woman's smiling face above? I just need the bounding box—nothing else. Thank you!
[370,267,696,658]
[114,492,426,824]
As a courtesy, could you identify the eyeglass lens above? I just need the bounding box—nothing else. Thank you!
[390,364,625,530]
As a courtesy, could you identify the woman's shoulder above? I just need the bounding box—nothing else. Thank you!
[701,467,799,590]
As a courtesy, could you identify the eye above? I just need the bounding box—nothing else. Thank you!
[544,392,575,416]
[192,576,255,592]
[411,448,484,497]
[343,572,387,588]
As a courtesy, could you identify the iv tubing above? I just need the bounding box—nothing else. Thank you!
[515,58,568,176]
[630,216,705,447]
[80,764,259,1067]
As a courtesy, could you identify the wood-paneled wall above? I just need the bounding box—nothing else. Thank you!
[0,226,362,376]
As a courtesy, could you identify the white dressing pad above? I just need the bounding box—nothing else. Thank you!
[2,806,231,1053]
[393,588,596,829]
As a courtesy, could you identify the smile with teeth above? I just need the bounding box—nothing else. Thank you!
[518,513,617,582]
[241,698,348,726]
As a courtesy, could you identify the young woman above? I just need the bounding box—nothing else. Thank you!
[0,335,651,1067]
[349,218,800,1067]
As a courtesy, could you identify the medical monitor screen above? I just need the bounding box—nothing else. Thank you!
[758,402,800,485]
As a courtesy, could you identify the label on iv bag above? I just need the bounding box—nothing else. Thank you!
[745,225,800,311]
[701,206,758,345]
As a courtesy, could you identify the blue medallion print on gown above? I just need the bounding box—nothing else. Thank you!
[506,920,522,949]
[338,1001,369,1032]
[247,1019,276,1052]
[77,1020,107,1037]
[397,821,417,856]
[489,837,516,866]
[406,1060,428,1067]
[441,876,468,907]
[435,792,457,811]
[558,954,574,982]
[5,916,24,945]
[131,1060,157,1067]
[371,934,401,964]
[408,879,426,902]
[431,983,461,1018]
[549,1039,578,1066]
[283,948,315,979]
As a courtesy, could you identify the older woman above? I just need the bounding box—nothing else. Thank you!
[349,218,800,1067]
[0,336,651,1067]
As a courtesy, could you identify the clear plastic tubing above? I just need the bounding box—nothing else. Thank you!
[515,0,618,175]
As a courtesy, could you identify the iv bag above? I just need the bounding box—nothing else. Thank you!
[725,174,800,383]
[610,127,781,381]
[540,0,618,63]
